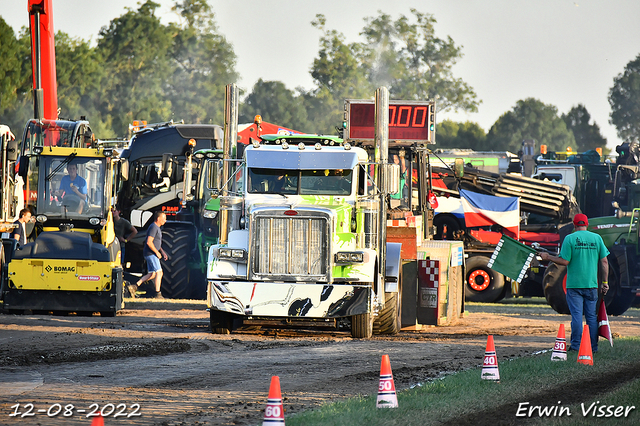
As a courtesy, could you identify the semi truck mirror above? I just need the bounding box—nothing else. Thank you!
[18,156,29,180]
[7,139,18,162]
[387,163,401,195]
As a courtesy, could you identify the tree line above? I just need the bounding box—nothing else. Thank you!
[1,0,638,154]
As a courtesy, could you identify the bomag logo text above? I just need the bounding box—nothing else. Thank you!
[53,266,75,272]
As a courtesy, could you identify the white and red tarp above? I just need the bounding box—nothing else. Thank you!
[459,189,520,239]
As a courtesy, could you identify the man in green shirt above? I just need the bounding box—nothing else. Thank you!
[540,214,609,353]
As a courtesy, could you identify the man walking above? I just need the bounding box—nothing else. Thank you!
[539,213,609,353]
[127,211,167,299]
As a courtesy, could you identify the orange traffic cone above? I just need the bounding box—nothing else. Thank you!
[551,324,567,361]
[481,335,500,381]
[577,324,594,366]
[376,354,398,408]
[91,414,104,426]
[597,298,613,347]
[263,376,285,425]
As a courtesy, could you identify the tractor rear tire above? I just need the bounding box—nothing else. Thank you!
[464,256,505,303]
[543,263,570,314]
[161,228,192,299]
[604,258,634,316]
[351,312,374,338]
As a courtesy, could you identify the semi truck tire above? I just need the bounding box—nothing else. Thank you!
[161,228,192,299]
[373,291,402,335]
[351,312,374,338]
[210,310,234,334]
[464,256,505,303]
[543,263,570,314]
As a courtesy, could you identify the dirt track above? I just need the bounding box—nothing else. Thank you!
[1,300,639,425]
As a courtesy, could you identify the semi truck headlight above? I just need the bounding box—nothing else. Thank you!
[36,214,48,223]
[89,217,101,225]
[219,248,246,260]
[335,252,364,263]
[203,210,218,219]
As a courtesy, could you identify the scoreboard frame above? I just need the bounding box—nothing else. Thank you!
[344,99,436,145]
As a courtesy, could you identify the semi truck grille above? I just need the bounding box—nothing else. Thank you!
[251,214,328,281]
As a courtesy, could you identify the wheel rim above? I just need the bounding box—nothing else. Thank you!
[469,269,491,291]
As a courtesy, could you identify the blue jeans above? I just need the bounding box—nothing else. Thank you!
[566,288,598,352]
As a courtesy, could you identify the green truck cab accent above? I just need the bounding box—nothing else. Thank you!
[260,134,344,145]
[205,197,220,212]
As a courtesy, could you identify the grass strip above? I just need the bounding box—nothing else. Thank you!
[286,337,640,426]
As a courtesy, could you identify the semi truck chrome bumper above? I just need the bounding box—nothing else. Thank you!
[208,280,372,318]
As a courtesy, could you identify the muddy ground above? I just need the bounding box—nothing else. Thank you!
[1,299,639,426]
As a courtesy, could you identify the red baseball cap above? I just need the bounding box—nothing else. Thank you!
[573,213,588,227]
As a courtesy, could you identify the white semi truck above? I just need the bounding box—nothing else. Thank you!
[206,86,409,338]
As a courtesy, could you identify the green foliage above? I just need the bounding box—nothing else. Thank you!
[169,0,238,125]
[486,98,575,153]
[97,1,174,133]
[239,79,309,131]
[435,119,486,150]
[302,14,374,134]
[609,53,640,143]
[2,5,474,139]
[360,10,479,113]
[561,104,607,152]
[54,33,105,122]
[295,11,479,134]
[0,20,32,132]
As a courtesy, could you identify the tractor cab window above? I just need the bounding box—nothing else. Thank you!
[129,157,200,205]
[39,156,106,218]
[21,120,77,155]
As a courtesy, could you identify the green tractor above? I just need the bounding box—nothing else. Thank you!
[543,166,640,316]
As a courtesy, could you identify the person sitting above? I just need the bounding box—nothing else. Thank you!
[56,163,88,213]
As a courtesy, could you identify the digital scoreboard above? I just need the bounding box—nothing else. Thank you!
[344,100,436,144]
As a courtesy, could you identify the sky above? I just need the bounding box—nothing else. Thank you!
[3,0,640,150]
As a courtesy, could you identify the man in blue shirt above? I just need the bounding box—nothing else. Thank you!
[57,163,87,213]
